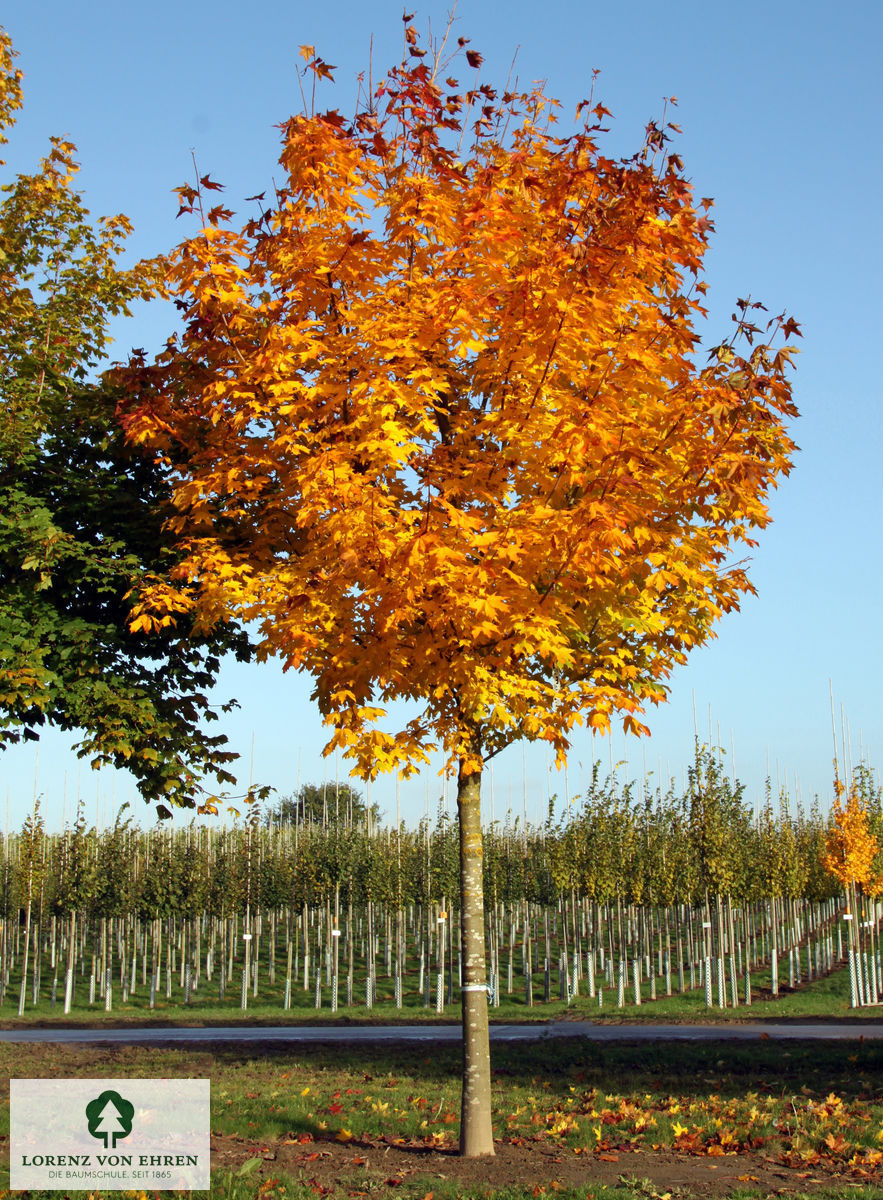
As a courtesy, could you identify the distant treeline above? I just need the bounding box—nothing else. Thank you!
[3,748,878,916]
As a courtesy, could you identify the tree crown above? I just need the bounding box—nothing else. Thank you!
[119,20,799,782]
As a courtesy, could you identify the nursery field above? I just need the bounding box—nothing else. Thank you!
[2,1030,882,1200]
[3,759,883,1198]
[5,753,883,1026]
[1,767,881,1200]
[0,959,878,1031]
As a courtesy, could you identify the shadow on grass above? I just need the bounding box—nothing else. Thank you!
[201,1033,883,1105]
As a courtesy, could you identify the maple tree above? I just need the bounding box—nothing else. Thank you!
[118,19,799,1155]
[823,777,879,892]
[822,772,881,1005]
[0,27,250,809]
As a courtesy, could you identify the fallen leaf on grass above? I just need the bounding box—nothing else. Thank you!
[737,1176,758,1183]
[421,1132,451,1149]
[825,1133,850,1155]
[598,1153,619,1162]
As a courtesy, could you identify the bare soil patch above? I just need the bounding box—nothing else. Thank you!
[213,1130,870,1197]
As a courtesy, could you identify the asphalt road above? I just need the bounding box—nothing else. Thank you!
[0,1021,880,1044]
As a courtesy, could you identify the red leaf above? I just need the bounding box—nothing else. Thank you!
[312,58,336,81]
[207,205,234,224]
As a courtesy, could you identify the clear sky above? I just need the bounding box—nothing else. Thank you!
[2,0,881,831]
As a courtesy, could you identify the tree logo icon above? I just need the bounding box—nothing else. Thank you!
[85,1090,135,1148]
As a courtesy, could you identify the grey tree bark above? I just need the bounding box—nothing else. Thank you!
[456,756,494,1157]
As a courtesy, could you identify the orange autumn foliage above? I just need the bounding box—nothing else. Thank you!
[823,779,880,890]
[117,25,799,782]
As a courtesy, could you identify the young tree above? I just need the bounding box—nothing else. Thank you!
[119,21,799,1154]
[823,778,879,895]
[0,28,251,809]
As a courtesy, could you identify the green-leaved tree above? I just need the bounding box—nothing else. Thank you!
[0,28,251,810]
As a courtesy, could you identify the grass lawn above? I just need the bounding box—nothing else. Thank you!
[1,1025,882,1200]
[1,962,881,1198]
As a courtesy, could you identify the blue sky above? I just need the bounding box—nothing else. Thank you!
[2,0,881,830]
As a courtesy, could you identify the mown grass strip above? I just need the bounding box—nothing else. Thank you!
[1,1035,881,1198]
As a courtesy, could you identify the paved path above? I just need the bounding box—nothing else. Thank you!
[0,1021,880,1044]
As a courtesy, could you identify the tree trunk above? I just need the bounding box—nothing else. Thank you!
[457,757,494,1158]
